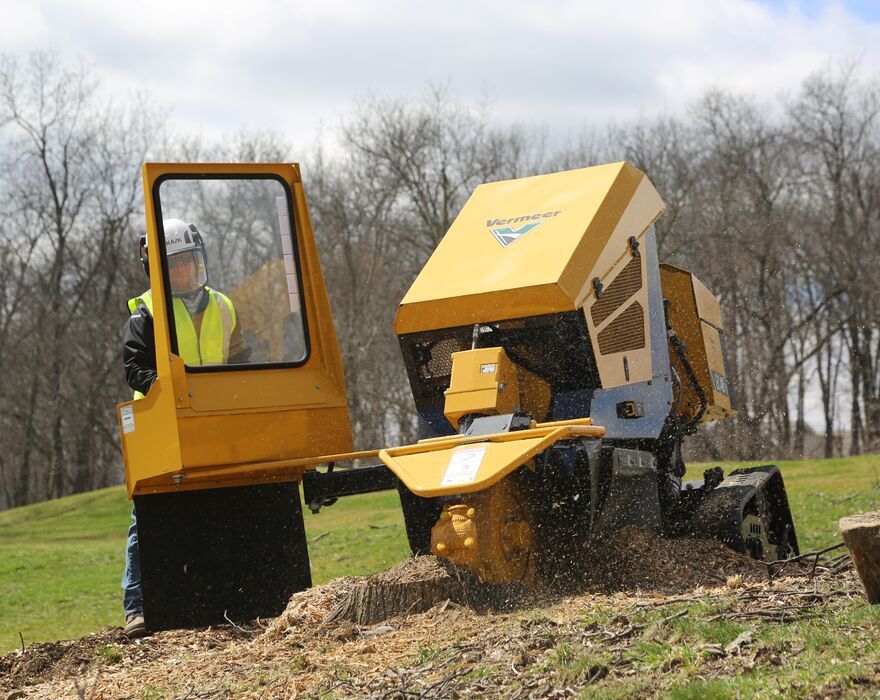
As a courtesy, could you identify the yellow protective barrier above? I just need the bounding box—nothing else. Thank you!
[117,163,353,497]
[378,420,604,497]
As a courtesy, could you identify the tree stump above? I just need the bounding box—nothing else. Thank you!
[327,556,504,626]
[839,511,880,604]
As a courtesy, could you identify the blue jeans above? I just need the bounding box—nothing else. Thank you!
[121,506,143,616]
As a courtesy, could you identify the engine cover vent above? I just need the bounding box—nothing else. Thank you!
[597,301,646,355]
[591,255,643,327]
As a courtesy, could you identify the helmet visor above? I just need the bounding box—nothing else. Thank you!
[167,250,208,295]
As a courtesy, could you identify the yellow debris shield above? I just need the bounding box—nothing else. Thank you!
[378,420,604,498]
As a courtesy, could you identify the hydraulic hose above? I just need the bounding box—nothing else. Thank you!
[669,332,708,434]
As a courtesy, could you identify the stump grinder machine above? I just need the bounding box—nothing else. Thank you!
[118,161,797,631]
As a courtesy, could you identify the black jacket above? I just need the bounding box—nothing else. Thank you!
[123,303,158,396]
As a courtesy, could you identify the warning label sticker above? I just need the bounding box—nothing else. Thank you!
[441,444,487,486]
[120,406,135,434]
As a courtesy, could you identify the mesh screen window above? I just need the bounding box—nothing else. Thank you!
[156,176,308,368]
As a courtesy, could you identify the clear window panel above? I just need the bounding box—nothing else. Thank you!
[156,177,308,368]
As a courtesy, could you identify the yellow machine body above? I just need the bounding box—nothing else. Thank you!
[660,263,737,423]
[395,161,664,391]
[389,162,680,585]
[114,160,785,628]
[117,163,353,497]
[386,162,753,586]
[444,347,551,429]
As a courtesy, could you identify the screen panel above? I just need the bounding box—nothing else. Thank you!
[155,176,308,369]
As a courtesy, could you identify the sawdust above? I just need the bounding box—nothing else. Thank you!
[352,526,768,600]
[262,576,359,640]
[0,629,124,691]
[0,533,844,699]
[0,626,248,694]
[573,526,769,594]
[261,528,768,635]
[3,567,865,700]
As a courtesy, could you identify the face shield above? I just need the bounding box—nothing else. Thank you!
[162,218,210,297]
[167,249,208,295]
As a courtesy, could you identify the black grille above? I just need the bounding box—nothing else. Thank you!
[399,311,601,416]
[417,335,470,380]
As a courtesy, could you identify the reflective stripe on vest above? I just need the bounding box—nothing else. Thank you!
[127,288,236,400]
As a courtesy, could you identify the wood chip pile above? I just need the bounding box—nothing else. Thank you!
[1,532,866,699]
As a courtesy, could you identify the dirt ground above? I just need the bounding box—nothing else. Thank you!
[1,529,874,699]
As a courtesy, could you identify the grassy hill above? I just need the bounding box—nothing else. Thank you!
[1,455,878,654]
[0,486,410,653]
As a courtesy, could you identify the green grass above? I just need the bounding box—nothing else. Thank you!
[1,454,878,655]
[0,486,409,653]
[621,594,880,698]
[304,489,410,584]
[519,594,880,699]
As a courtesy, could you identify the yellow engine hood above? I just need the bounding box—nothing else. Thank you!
[395,162,664,334]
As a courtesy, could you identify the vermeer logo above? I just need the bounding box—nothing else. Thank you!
[486,210,561,247]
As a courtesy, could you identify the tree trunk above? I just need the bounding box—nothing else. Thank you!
[779,383,791,456]
[794,366,806,457]
[16,370,43,506]
[328,556,496,626]
[850,325,863,456]
[860,327,880,452]
[840,512,880,604]
[817,339,837,459]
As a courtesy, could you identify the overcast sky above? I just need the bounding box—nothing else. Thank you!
[2,0,879,149]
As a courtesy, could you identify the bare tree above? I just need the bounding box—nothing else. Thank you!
[0,52,157,505]
[306,88,549,447]
[789,62,880,455]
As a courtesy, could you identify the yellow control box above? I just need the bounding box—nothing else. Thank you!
[443,347,551,429]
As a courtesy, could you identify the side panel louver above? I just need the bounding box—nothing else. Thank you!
[597,302,646,355]
[591,256,643,327]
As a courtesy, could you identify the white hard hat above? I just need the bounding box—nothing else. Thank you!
[162,218,204,256]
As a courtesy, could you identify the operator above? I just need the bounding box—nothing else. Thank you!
[121,218,249,638]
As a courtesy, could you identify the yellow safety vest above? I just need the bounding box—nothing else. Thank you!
[127,288,237,399]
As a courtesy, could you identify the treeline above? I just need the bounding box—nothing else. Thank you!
[1,52,878,509]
